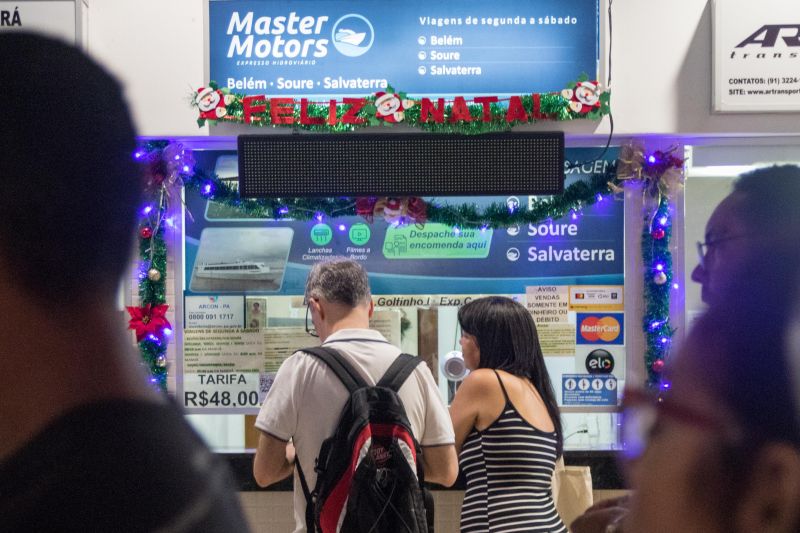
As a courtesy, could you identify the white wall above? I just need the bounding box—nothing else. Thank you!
[87,0,206,137]
[83,0,800,138]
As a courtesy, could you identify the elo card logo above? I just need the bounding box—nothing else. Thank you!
[577,313,623,344]
[331,14,374,57]
[585,348,615,374]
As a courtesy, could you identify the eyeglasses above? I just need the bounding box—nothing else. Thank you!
[620,388,742,461]
[695,234,750,268]
[305,303,318,338]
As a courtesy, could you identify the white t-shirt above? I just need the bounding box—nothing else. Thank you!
[255,328,455,533]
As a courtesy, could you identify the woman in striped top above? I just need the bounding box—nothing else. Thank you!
[449,296,566,532]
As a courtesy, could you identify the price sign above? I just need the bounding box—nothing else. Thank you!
[183,372,261,409]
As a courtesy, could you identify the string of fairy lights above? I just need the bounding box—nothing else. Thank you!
[128,140,683,392]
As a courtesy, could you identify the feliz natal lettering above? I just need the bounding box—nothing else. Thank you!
[238,94,557,125]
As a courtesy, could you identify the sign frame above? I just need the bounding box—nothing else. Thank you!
[712,0,800,113]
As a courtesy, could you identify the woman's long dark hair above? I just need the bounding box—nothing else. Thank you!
[458,296,563,455]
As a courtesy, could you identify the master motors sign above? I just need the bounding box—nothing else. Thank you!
[713,0,800,112]
[207,0,599,98]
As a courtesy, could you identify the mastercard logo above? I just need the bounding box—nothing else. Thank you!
[578,315,622,343]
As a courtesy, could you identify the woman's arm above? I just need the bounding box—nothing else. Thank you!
[448,369,494,454]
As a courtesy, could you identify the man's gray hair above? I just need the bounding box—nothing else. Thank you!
[305,257,371,307]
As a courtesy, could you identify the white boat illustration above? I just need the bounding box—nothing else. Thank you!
[335,29,366,46]
[195,260,272,280]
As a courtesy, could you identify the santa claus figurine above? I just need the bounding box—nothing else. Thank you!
[561,81,602,114]
[196,87,235,120]
[374,91,416,123]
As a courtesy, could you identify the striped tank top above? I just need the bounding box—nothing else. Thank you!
[459,371,566,533]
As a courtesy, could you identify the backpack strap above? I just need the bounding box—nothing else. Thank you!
[301,346,367,394]
[377,353,424,392]
[294,458,317,533]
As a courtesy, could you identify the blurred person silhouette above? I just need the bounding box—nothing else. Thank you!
[576,247,800,533]
[574,164,800,532]
[0,32,249,532]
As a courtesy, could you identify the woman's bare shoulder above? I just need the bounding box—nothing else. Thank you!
[458,368,499,395]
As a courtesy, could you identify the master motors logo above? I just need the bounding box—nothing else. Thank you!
[331,14,374,57]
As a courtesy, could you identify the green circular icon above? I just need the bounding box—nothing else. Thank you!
[310,223,332,245]
[349,223,371,246]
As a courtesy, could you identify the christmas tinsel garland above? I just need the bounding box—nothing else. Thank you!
[192,77,611,134]
[185,164,618,229]
[134,140,680,391]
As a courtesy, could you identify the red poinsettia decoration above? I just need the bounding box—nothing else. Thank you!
[126,304,172,342]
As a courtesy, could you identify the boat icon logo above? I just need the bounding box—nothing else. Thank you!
[331,14,374,57]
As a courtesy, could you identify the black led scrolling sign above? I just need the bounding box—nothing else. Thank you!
[237,132,564,197]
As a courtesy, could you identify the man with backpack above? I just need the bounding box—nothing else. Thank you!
[253,258,458,532]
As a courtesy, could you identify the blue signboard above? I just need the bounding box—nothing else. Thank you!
[209,0,600,98]
[562,374,617,406]
[183,148,621,296]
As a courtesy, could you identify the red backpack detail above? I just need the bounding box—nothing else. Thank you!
[296,347,430,533]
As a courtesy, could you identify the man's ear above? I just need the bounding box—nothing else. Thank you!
[367,299,374,318]
[736,443,800,532]
[310,297,325,321]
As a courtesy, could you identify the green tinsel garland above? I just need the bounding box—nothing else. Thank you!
[136,139,174,391]
[136,222,168,391]
[195,79,610,134]
[139,138,679,392]
[641,198,676,389]
[185,165,619,229]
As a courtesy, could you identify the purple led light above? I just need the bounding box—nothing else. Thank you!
[141,205,153,215]
[338,224,346,231]
[660,337,669,344]
[174,155,181,161]
[278,206,289,215]
[134,151,143,160]
[165,217,175,228]
[650,321,661,330]
[658,216,668,226]
[203,183,212,195]
[596,194,603,202]
[315,213,323,222]
[672,283,680,290]
[480,224,489,233]
[148,334,159,342]
[453,226,461,235]
[648,155,656,164]
[571,211,578,221]
[182,165,190,173]
[655,263,664,271]
[163,328,173,337]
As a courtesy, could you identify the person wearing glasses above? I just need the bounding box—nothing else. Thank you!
[621,251,800,532]
[573,251,800,533]
[449,296,567,533]
[573,164,800,533]
[692,164,800,306]
[252,258,458,532]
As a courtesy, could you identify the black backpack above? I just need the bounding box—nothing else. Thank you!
[295,346,430,533]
